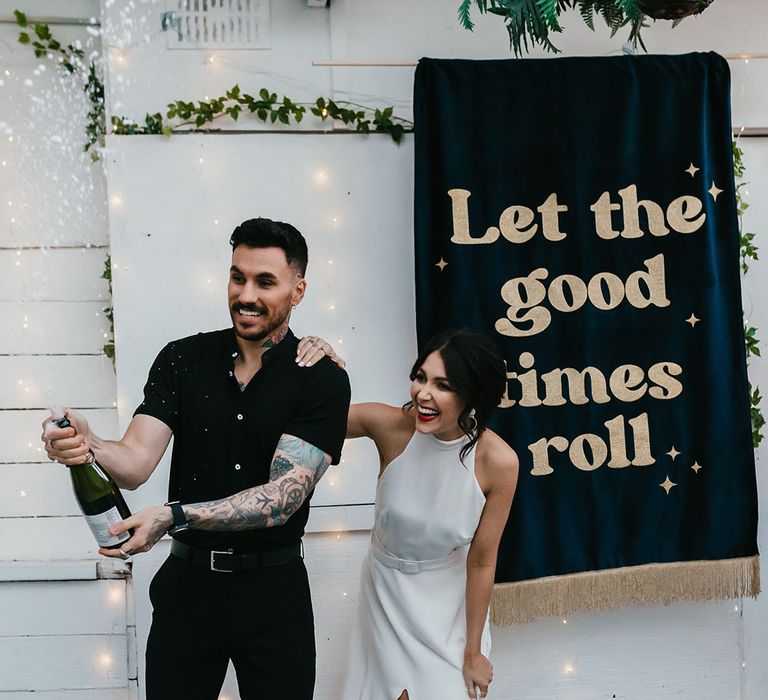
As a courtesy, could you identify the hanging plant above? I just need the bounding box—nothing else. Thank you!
[638,0,715,19]
[458,0,719,56]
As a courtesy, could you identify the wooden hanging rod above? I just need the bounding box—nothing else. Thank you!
[0,16,100,27]
[313,54,768,67]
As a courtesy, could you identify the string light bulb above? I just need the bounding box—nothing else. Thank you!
[563,663,574,675]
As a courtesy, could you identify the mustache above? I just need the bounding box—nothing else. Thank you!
[233,302,268,314]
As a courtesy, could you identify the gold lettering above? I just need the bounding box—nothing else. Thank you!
[499,205,537,243]
[536,192,568,241]
[618,184,670,238]
[570,434,607,471]
[448,189,500,245]
[548,274,588,313]
[648,362,684,399]
[499,372,518,408]
[590,191,622,240]
[587,272,625,311]
[609,364,647,402]
[495,268,551,337]
[666,195,705,234]
[517,352,542,407]
[529,436,568,476]
[541,367,611,406]
[604,414,630,468]
[627,413,655,466]
[625,254,670,309]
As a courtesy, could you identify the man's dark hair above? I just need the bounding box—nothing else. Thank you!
[230,218,308,276]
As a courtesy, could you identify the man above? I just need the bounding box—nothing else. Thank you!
[42,218,351,700]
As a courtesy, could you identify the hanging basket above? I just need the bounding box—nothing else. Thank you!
[637,0,716,19]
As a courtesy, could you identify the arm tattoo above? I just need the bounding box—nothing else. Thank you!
[184,434,331,531]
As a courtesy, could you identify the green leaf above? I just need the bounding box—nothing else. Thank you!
[14,10,28,27]
[34,23,50,40]
[18,32,30,44]
[457,0,475,31]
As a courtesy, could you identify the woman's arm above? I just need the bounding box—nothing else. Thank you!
[462,438,519,698]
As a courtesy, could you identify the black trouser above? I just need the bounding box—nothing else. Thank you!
[145,552,316,699]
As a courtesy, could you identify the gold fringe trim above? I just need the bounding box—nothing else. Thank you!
[491,556,760,626]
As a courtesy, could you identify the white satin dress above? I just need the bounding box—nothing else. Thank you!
[342,431,490,700]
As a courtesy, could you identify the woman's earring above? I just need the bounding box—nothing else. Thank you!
[466,408,478,432]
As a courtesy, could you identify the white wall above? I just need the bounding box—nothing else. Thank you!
[0,0,135,695]
[1,0,767,698]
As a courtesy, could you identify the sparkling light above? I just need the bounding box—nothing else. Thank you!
[563,663,574,675]
[99,652,113,668]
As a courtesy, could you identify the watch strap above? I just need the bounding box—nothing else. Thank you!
[164,501,189,535]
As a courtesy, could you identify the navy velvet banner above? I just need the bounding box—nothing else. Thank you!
[414,54,758,606]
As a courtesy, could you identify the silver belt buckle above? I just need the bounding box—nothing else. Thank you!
[210,548,234,572]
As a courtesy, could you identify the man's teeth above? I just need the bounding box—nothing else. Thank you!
[239,309,261,318]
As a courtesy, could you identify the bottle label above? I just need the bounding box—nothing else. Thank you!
[84,507,130,548]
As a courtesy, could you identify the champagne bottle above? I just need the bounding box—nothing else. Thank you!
[51,407,134,550]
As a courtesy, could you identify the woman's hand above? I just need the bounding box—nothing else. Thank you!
[462,651,493,698]
[296,336,345,368]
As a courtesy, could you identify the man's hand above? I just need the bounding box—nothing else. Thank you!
[296,336,345,368]
[99,505,173,558]
[41,409,93,466]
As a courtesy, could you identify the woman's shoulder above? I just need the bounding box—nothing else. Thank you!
[475,428,519,477]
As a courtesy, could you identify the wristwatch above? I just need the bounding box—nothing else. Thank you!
[165,501,189,535]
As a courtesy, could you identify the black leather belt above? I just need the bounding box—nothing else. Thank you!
[170,539,302,573]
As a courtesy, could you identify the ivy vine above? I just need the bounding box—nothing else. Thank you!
[111,90,410,143]
[734,141,764,447]
[102,256,115,364]
[15,10,106,160]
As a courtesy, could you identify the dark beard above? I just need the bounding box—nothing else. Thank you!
[231,303,291,344]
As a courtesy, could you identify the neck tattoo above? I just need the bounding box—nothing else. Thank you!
[261,321,289,349]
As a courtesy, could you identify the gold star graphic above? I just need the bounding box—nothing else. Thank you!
[685,314,700,327]
[667,446,681,460]
[435,257,448,272]
[708,182,723,200]
[686,163,700,177]
[691,461,703,474]
[660,476,677,495]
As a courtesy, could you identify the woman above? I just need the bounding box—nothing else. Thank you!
[298,329,519,700]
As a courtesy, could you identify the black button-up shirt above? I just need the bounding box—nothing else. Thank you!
[134,328,351,552]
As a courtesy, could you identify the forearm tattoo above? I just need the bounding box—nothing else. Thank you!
[184,434,331,531]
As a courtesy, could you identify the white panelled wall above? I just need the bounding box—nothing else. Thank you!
[0,0,134,697]
[0,0,766,698]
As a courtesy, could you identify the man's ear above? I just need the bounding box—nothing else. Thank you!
[292,277,307,307]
